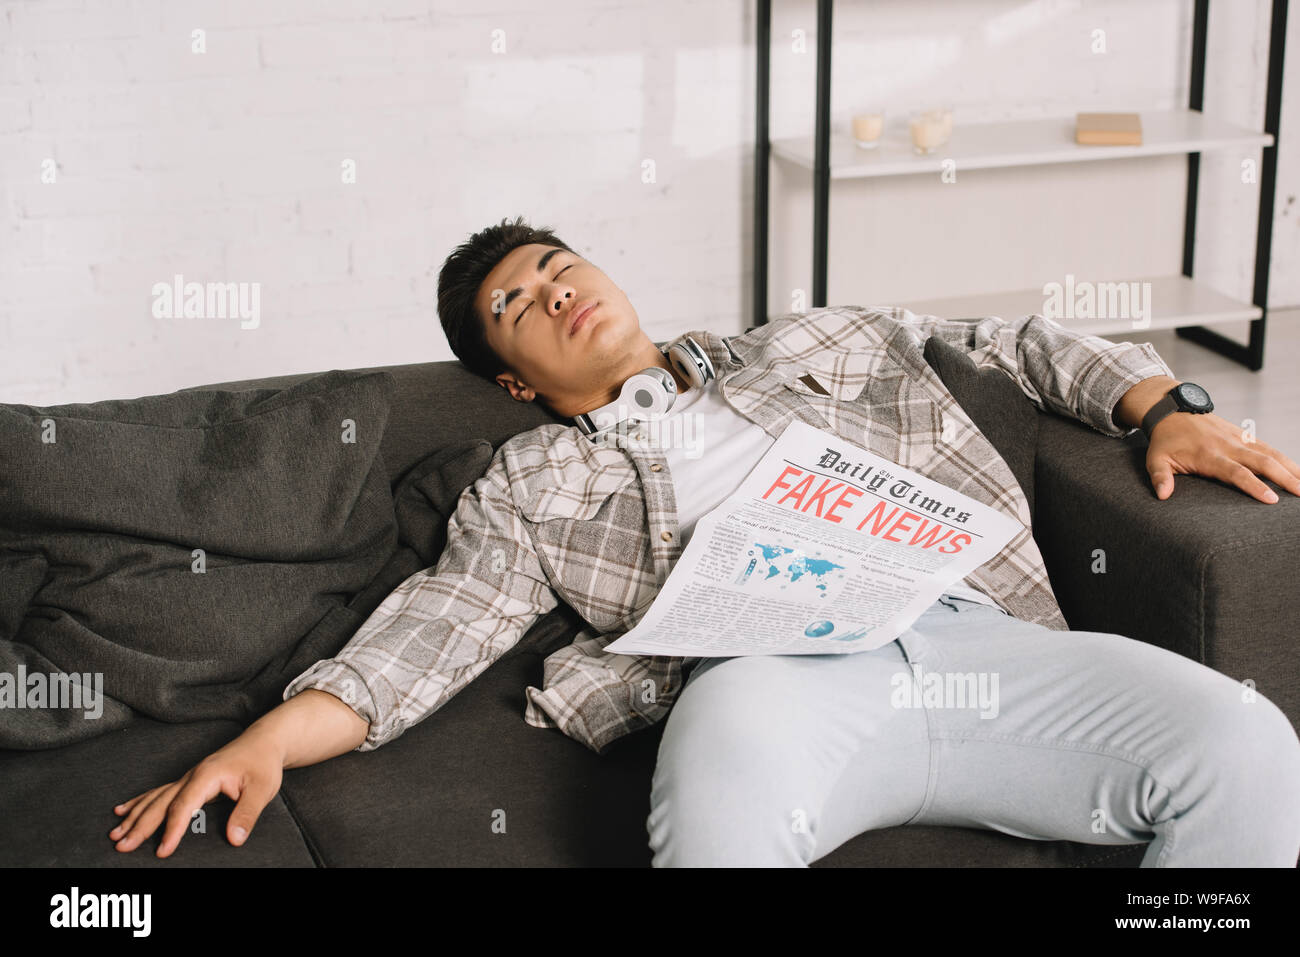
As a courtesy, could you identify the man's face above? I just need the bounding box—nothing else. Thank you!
[474,243,647,418]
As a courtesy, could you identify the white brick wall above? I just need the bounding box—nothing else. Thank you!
[1,0,1295,405]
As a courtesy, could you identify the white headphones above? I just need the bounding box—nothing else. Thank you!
[574,336,715,437]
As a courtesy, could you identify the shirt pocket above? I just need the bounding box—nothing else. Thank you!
[513,429,640,524]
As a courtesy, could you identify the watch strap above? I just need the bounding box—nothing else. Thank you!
[1140,391,1180,439]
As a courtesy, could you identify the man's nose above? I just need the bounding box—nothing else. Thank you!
[551,289,574,315]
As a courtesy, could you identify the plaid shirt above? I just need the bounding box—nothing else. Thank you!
[283,305,1174,754]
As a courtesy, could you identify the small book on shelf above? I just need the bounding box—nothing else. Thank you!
[1075,112,1143,146]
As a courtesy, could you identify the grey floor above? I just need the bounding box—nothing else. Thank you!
[1109,307,1300,462]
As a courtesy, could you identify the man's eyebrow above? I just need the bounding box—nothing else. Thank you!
[496,248,565,321]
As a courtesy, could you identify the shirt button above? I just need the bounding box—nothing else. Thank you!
[660,531,673,541]
[650,464,662,472]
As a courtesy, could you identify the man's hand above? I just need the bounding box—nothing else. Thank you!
[1114,375,1300,503]
[1145,411,1300,503]
[110,727,285,858]
[109,688,369,857]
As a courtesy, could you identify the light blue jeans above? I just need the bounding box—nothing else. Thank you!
[647,594,1300,867]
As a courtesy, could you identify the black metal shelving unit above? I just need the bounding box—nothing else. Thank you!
[752,0,1288,371]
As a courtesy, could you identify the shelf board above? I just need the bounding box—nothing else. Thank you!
[896,275,1262,336]
[771,110,1274,179]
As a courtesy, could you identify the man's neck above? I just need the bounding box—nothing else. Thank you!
[562,339,694,422]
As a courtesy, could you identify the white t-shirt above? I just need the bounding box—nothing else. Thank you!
[648,375,1004,613]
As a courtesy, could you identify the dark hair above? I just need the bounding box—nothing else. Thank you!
[436,216,577,383]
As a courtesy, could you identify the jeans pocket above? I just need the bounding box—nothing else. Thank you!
[681,655,723,689]
[894,622,935,668]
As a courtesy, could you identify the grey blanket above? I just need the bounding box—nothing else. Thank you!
[0,370,492,750]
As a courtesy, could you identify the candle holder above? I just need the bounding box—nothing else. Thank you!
[909,107,953,154]
[850,110,886,149]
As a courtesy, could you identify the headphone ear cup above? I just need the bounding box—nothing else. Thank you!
[620,370,674,419]
[677,354,700,390]
[616,369,676,421]
[667,337,714,390]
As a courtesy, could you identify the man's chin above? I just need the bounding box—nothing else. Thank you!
[567,326,620,364]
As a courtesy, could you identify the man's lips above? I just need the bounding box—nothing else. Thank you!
[568,300,597,336]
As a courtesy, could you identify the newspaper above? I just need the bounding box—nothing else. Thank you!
[603,419,1022,657]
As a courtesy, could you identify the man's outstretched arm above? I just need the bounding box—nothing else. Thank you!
[110,688,368,857]
[880,306,1300,502]
[279,447,558,752]
[883,305,1174,439]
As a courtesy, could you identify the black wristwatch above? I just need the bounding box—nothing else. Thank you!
[1141,382,1214,438]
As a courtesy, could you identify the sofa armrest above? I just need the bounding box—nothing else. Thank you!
[1031,411,1300,729]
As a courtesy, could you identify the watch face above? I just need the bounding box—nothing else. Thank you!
[1178,383,1211,409]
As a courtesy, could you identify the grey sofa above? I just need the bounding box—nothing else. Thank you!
[3,331,1296,867]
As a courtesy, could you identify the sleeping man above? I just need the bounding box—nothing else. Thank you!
[111,216,1300,866]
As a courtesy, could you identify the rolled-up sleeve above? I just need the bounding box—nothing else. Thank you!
[888,306,1176,438]
[282,449,557,751]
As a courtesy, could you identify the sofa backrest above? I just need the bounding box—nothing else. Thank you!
[186,360,567,486]
[922,334,1039,516]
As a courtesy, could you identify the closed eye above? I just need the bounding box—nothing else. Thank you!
[516,264,573,324]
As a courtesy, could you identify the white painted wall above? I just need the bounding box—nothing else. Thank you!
[1,0,1295,405]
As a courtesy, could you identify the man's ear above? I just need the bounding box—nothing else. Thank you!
[495,371,536,403]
